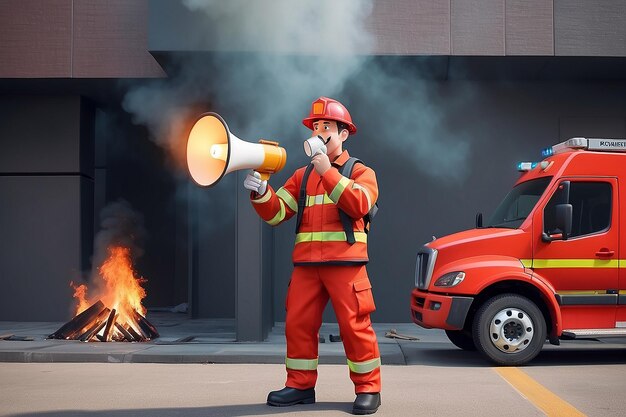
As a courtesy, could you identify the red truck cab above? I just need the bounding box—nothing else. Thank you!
[411,137,626,365]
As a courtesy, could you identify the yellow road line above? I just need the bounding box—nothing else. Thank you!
[494,367,587,417]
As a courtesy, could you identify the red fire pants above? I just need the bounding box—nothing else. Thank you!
[284,264,381,393]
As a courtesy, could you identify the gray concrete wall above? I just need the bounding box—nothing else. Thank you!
[0,96,94,321]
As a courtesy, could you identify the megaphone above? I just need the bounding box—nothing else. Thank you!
[186,112,287,187]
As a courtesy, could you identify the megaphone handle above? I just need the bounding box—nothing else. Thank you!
[258,172,271,181]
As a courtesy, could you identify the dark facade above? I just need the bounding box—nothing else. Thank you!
[1,1,625,340]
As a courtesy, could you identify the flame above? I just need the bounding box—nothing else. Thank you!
[71,246,148,338]
[70,282,90,315]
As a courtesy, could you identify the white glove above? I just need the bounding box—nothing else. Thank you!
[243,171,267,196]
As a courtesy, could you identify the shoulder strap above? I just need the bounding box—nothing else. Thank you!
[295,164,315,234]
[338,158,361,244]
[339,157,360,178]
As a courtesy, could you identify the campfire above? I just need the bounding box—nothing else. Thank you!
[49,246,159,342]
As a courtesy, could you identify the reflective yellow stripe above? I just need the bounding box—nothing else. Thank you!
[295,231,367,244]
[351,182,372,211]
[252,189,272,204]
[558,290,610,295]
[329,176,351,203]
[285,357,318,370]
[523,259,620,268]
[347,357,381,374]
[267,199,286,226]
[276,187,297,212]
[306,194,334,206]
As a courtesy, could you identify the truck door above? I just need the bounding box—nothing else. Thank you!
[532,177,618,330]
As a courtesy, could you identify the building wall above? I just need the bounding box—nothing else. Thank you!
[0,95,94,321]
[0,0,164,78]
[148,0,626,57]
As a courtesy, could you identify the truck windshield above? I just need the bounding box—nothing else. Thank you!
[486,177,552,229]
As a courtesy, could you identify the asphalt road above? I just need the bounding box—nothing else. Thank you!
[1,342,625,417]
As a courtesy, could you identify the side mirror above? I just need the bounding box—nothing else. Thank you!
[475,212,483,228]
[555,203,573,238]
[542,203,573,242]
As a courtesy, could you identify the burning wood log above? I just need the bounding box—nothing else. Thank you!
[101,309,117,342]
[78,308,111,342]
[133,309,160,339]
[49,301,159,342]
[49,301,106,340]
[114,322,134,342]
[125,324,145,342]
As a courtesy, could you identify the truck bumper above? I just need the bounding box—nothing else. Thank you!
[411,288,474,330]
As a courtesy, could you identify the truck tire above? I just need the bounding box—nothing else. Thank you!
[473,294,546,366]
[445,330,477,351]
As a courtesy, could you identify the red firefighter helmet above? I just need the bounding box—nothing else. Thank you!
[302,97,357,135]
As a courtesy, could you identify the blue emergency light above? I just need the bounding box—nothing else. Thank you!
[541,147,554,158]
[517,162,538,172]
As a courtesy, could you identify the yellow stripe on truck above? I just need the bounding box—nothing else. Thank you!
[520,259,622,268]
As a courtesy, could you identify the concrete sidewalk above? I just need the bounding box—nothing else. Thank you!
[0,312,443,364]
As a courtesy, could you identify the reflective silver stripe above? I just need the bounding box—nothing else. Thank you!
[347,357,381,373]
[295,231,367,244]
[267,199,286,226]
[351,182,372,212]
[285,357,318,370]
[306,194,334,206]
[276,187,298,212]
[252,189,272,204]
[329,176,351,203]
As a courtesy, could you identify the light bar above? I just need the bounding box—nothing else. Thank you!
[549,137,626,155]
[517,162,538,172]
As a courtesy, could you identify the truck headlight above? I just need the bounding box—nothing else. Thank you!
[434,271,465,287]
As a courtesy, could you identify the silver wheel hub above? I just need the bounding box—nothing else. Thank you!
[489,307,534,354]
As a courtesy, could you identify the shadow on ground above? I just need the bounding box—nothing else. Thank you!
[6,402,352,417]
[400,341,626,367]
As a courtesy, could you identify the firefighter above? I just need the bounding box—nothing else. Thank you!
[243,97,381,415]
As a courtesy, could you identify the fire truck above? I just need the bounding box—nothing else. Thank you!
[411,137,626,365]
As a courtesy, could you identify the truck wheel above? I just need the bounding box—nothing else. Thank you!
[445,330,476,351]
[473,294,546,366]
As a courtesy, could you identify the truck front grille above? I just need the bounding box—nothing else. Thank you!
[415,246,437,290]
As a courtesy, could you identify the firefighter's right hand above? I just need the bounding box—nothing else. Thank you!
[244,171,267,196]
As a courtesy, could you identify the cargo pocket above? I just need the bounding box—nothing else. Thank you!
[353,279,376,316]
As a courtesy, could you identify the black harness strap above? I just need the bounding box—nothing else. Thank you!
[294,164,315,235]
[338,158,360,244]
[295,157,375,245]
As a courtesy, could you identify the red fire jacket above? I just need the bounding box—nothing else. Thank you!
[250,150,378,265]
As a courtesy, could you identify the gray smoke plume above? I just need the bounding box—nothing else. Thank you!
[91,200,146,278]
[122,0,470,182]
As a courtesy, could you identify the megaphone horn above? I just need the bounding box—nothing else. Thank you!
[186,112,287,187]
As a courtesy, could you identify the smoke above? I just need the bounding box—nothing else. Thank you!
[91,200,146,279]
[123,0,374,172]
[347,60,472,182]
[122,0,470,183]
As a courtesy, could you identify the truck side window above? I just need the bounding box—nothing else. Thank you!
[544,182,612,238]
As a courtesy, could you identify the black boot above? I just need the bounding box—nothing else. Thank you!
[267,387,315,407]
[352,393,381,415]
